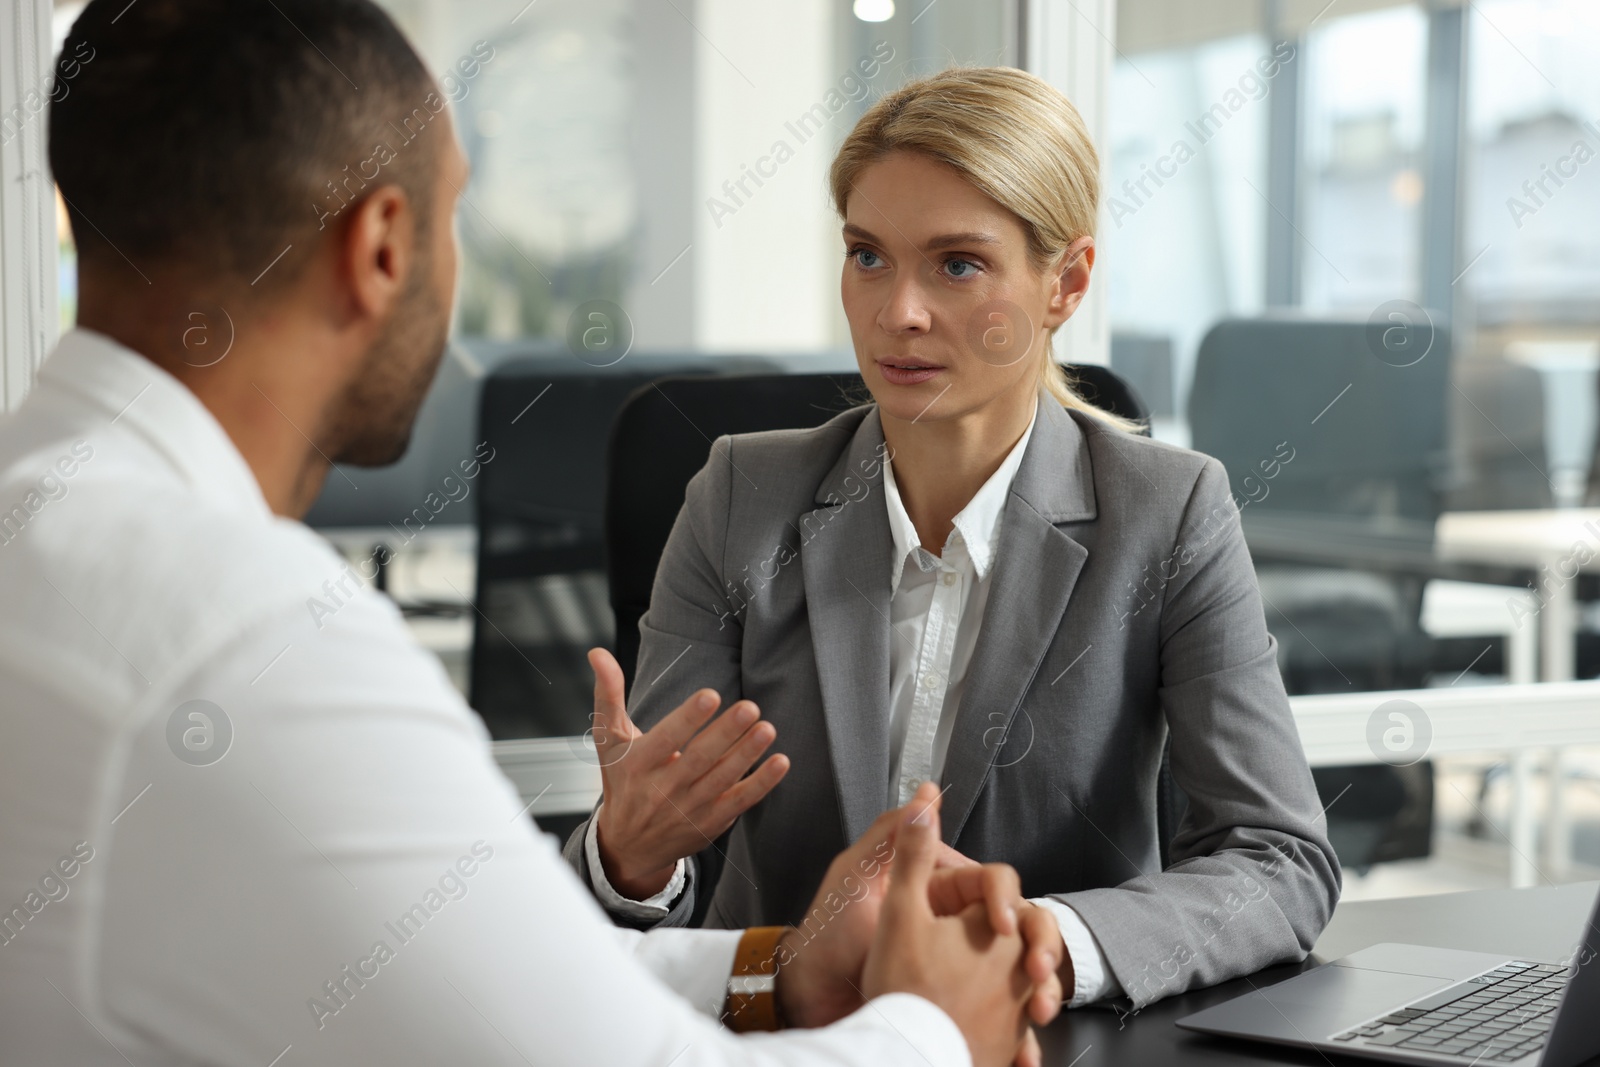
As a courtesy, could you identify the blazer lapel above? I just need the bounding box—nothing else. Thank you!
[941,400,1098,844]
[799,409,896,843]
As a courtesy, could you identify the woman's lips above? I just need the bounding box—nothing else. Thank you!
[876,362,944,386]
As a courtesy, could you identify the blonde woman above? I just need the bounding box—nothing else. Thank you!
[567,67,1339,1013]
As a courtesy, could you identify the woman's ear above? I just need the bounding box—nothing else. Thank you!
[1042,235,1095,329]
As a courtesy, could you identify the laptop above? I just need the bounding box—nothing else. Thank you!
[1176,888,1600,1066]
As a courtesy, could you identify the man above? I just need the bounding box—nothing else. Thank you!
[0,2,1061,1064]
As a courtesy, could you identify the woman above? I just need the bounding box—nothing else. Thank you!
[566,66,1339,1010]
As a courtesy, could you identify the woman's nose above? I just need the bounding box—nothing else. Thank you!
[877,275,932,334]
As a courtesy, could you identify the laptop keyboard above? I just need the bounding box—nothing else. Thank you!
[1332,960,1569,1062]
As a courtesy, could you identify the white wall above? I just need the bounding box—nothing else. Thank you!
[694,0,836,353]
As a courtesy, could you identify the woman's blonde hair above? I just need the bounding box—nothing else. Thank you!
[829,66,1140,432]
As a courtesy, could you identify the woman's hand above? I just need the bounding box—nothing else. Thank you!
[586,648,790,900]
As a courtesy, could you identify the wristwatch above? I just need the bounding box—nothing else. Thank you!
[723,926,790,1032]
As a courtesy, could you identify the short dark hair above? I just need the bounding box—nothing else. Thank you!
[51,0,440,288]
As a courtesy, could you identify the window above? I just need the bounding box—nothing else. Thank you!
[1300,5,1428,312]
[377,0,636,344]
[1462,0,1600,505]
[1106,33,1273,428]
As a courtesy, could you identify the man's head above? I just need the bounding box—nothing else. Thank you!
[51,0,465,476]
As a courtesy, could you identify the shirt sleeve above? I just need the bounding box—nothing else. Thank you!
[1031,897,1123,1006]
[585,800,692,919]
[90,579,971,1067]
[610,927,742,1017]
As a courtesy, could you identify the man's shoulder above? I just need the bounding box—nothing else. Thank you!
[0,459,351,704]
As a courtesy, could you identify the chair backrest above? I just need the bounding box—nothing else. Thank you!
[1189,317,1452,523]
[605,373,867,689]
[468,353,779,739]
[1450,356,1552,511]
[605,365,1150,688]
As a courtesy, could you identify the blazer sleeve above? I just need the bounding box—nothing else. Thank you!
[565,436,748,928]
[1052,457,1342,1008]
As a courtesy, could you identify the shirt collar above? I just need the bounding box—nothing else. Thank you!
[37,328,272,518]
[882,398,1039,595]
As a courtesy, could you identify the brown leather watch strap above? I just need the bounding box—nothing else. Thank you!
[723,926,790,1032]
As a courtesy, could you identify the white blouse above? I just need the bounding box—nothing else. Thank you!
[880,401,1120,1008]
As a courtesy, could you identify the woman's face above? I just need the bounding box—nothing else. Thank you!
[840,150,1092,428]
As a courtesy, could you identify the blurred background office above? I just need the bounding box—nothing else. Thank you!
[4,0,1599,905]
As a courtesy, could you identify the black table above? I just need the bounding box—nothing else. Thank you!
[1039,881,1600,1066]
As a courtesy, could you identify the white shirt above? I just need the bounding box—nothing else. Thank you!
[882,401,1120,1009]
[0,329,968,1067]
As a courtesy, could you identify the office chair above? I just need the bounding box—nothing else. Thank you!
[468,353,781,742]
[1190,316,1453,870]
[601,366,1182,888]
[1447,356,1552,513]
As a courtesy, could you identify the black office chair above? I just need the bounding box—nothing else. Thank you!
[1190,316,1453,871]
[1448,356,1551,513]
[1190,315,1455,694]
[468,353,781,741]
[602,366,1185,881]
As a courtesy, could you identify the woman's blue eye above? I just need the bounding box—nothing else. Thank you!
[945,258,979,278]
[852,249,882,269]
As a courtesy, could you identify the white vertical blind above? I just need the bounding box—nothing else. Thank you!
[1025,0,1116,366]
[0,0,58,412]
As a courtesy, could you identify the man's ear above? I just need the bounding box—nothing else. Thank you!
[1042,235,1095,330]
[342,184,415,321]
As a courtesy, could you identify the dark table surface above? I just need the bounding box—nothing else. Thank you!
[1038,881,1600,1066]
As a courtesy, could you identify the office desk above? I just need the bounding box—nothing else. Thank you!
[1436,510,1600,879]
[1239,512,1521,585]
[1435,510,1600,683]
[1037,881,1600,1066]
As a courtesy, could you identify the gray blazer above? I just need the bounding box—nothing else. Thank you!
[567,397,1340,1007]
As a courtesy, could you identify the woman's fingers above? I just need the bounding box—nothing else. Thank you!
[586,648,641,768]
[710,752,790,827]
[695,719,777,798]
[634,687,722,766]
[675,699,763,778]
